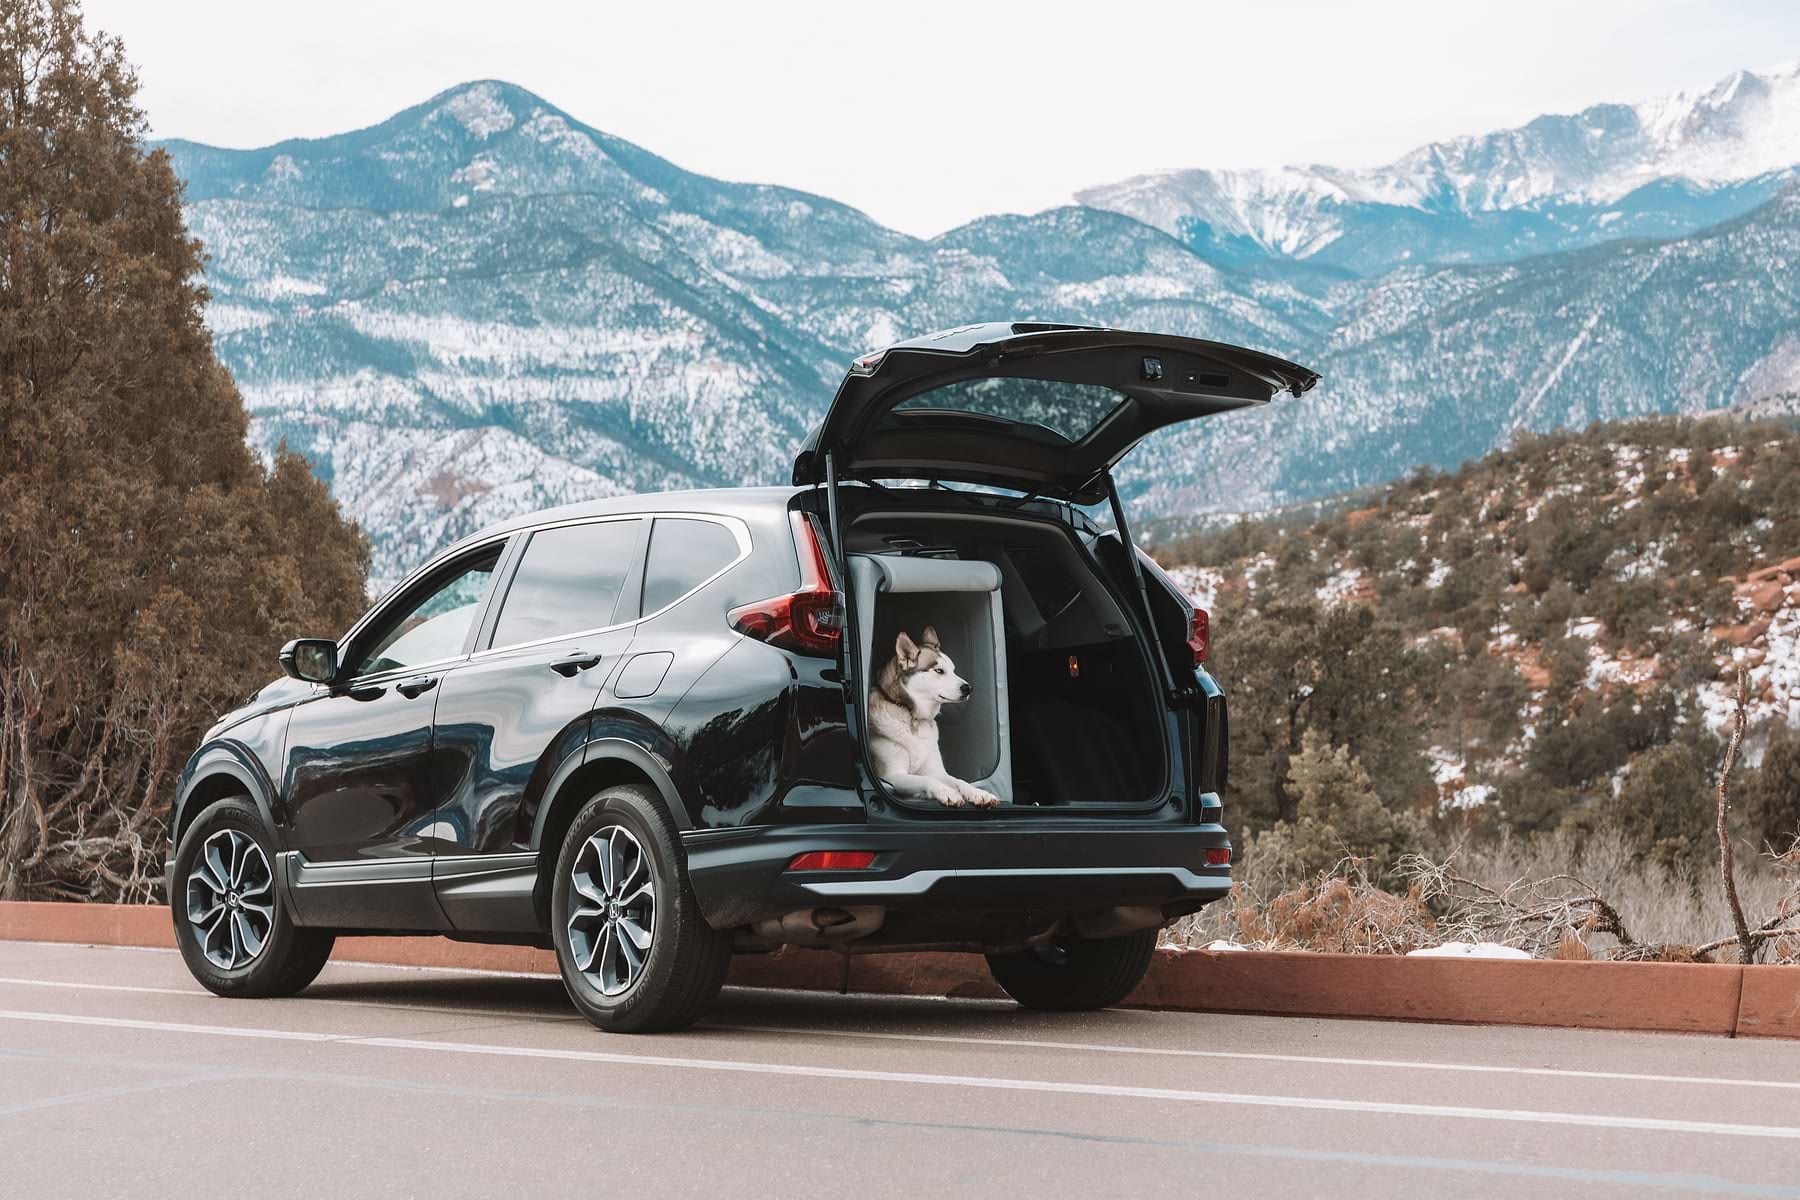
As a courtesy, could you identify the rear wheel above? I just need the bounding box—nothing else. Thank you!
[985,929,1158,1011]
[550,784,731,1033]
[171,797,335,998]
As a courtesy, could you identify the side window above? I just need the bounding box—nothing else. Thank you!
[348,547,502,677]
[491,519,641,648]
[641,518,741,614]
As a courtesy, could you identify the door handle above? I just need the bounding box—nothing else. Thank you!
[395,675,438,698]
[550,650,602,677]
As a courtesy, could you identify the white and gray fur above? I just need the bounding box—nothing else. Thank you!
[867,626,1002,808]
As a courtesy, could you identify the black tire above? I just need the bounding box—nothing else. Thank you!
[170,797,335,998]
[985,929,1159,1011]
[550,784,731,1033]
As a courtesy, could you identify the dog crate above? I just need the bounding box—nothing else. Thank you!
[849,554,1014,804]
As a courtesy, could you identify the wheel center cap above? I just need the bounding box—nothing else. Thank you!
[227,893,239,909]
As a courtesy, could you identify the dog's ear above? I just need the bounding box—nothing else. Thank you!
[895,631,920,667]
[920,625,941,650]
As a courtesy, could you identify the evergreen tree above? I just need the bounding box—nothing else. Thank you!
[0,0,369,900]
[1242,730,1431,886]
[1746,723,1800,853]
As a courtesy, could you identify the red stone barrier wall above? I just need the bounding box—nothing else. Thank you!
[4,901,1794,1038]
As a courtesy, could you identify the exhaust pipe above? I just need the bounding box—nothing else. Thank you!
[1073,905,1166,939]
[749,906,884,946]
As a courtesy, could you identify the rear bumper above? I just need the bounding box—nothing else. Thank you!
[684,821,1231,929]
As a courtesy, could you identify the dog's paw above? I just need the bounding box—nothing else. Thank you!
[929,780,966,807]
[960,785,1002,809]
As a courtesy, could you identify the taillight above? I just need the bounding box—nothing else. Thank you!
[787,850,876,871]
[728,511,843,657]
[1187,607,1210,665]
[1204,847,1230,867]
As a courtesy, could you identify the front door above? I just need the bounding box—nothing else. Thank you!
[429,516,647,932]
[280,543,504,927]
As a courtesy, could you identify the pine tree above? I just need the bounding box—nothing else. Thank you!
[0,0,369,900]
[1746,723,1800,854]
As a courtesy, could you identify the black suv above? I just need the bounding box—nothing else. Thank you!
[168,323,1317,1031]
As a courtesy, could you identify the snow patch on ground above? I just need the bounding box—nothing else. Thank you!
[1428,746,1497,810]
[1315,565,1363,605]
[1167,564,1224,611]
[243,274,327,301]
[1407,942,1531,959]
[440,82,515,138]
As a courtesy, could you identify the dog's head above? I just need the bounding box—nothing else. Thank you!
[884,626,972,718]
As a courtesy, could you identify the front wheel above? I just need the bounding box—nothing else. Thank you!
[170,797,335,998]
[550,784,731,1033]
[985,929,1158,1011]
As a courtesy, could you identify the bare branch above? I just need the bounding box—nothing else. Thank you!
[1717,668,1755,965]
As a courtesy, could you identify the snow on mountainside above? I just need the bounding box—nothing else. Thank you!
[1078,61,1800,274]
[164,82,1323,586]
[159,74,1800,589]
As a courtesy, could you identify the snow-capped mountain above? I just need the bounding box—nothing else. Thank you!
[160,72,1800,587]
[1078,61,1800,274]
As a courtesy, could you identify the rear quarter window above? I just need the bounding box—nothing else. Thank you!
[642,518,741,614]
[491,519,642,648]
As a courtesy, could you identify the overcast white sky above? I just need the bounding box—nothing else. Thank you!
[84,0,1800,237]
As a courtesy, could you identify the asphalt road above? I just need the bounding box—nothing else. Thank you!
[2,942,1798,1199]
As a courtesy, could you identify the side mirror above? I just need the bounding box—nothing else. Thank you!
[279,638,339,684]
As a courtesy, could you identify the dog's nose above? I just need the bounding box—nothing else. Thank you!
[959,682,972,697]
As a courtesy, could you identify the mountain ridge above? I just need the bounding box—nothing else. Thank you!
[1078,61,1800,274]
[157,73,1800,588]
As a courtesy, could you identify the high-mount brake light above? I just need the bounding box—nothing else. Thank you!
[786,851,877,871]
[1188,607,1210,666]
[727,511,844,657]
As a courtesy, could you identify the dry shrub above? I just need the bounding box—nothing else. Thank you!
[1552,935,1593,960]
[1219,867,1437,955]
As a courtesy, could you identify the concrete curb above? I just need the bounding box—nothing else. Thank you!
[4,901,1795,1037]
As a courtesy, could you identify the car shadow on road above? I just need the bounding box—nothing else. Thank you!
[302,968,1151,1040]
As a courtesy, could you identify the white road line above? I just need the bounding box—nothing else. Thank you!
[0,977,195,997]
[704,1022,1800,1092]
[4,973,1794,1096]
[0,976,581,1024]
[0,941,560,980]
[2,1008,1797,1141]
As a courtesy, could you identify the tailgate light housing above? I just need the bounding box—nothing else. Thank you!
[729,511,843,657]
[1187,607,1210,666]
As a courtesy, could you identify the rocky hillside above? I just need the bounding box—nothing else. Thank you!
[161,72,1800,588]
[1158,415,1800,843]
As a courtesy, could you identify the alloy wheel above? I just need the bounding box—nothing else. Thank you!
[567,825,657,996]
[185,828,275,971]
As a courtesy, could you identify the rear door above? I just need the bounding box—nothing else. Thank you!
[792,323,1318,504]
[427,516,647,932]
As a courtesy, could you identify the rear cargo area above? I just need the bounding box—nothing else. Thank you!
[845,506,1164,808]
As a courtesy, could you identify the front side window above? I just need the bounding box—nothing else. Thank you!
[641,518,741,614]
[491,519,641,649]
[349,548,502,677]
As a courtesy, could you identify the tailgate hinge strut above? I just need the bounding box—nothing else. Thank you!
[1103,472,1186,704]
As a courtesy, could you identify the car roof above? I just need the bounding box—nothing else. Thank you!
[435,485,806,559]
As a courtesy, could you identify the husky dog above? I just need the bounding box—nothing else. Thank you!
[868,626,1002,809]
